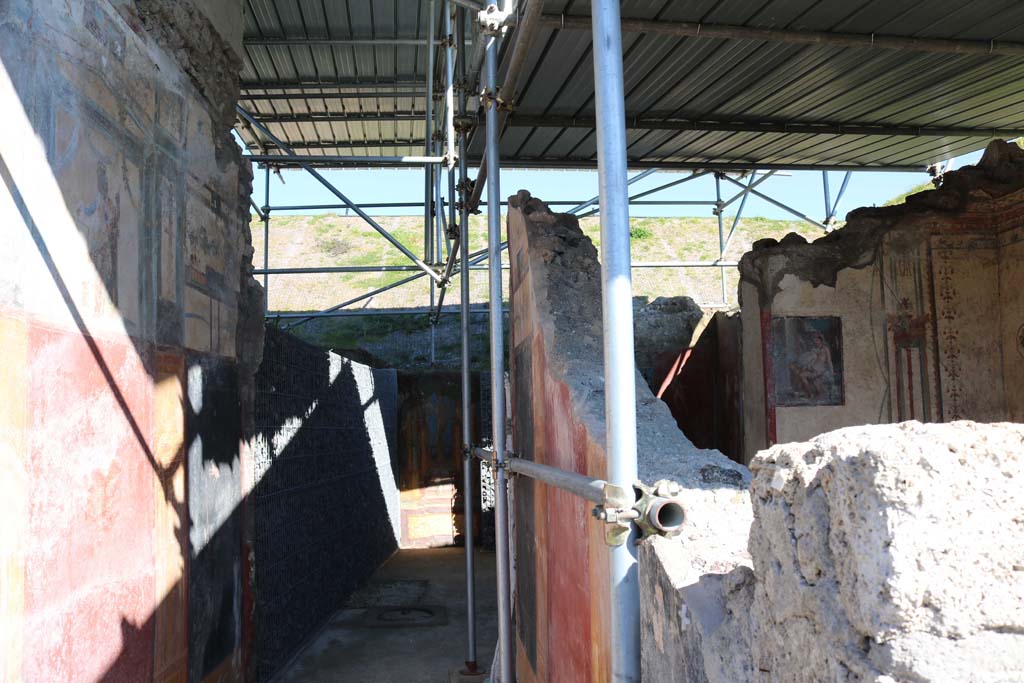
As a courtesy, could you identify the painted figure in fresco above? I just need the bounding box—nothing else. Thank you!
[789,330,835,402]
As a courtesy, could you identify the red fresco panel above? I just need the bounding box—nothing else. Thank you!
[21,320,156,682]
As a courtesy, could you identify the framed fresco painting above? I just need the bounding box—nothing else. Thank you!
[771,316,845,407]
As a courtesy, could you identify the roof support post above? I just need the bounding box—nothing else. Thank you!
[484,21,515,683]
[427,0,439,362]
[235,105,441,283]
[261,165,270,310]
[592,1,641,680]
[455,4,479,673]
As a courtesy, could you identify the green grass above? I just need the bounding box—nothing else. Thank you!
[250,211,828,314]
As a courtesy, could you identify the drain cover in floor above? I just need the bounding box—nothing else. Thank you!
[361,605,448,628]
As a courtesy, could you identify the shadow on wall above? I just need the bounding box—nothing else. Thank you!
[0,6,398,680]
[250,327,399,680]
[652,311,745,463]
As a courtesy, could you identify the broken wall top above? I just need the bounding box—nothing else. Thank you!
[740,140,1024,302]
[507,190,752,584]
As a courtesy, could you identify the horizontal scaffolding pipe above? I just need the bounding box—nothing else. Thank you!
[253,261,729,275]
[273,157,926,172]
[473,448,607,505]
[247,140,427,151]
[258,199,720,212]
[247,154,444,165]
[268,306,505,318]
[240,80,425,90]
[241,91,426,101]
[632,260,738,268]
[244,37,474,47]
[539,13,1024,56]
[510,114,1023,139]
[236,105,442,283]
[251,112,427,124]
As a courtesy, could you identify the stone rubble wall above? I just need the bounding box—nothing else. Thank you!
[741,421,1024,683]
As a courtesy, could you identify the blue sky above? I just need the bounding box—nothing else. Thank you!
[246,144,986,222]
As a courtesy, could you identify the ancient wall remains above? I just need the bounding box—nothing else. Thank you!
[739,141,1024,461]
[644,421,1024,682]
[506,192,751,682]
[0,1,260,680]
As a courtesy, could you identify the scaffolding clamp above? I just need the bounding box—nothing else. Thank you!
[593,479,687,547]
[477,4,513,35]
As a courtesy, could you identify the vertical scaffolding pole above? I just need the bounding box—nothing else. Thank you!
[456,5,478,673]
[485,27,514,683]
[591,1,641,680]
[715,173,727,304]
[262,165,270,309]
[426,0,437,363]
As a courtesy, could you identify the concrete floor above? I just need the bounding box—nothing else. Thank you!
[276,548,498,682]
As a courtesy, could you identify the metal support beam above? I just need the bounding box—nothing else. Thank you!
[484,27,514,683]
[829,171,853,227]
[456,3,478,671]
[244,37,473,47]
[240,80,424,90]
[721,173,757,257]
[468,0,545,211]
[592,1,640,680]
[239,91,426,101]
[246,140,426,150]
[269,305,498,318]
[715,174,727,304]
[254,156,925,172]
[578,170,710,218]
[262,166,270,306]
[719,172,827,231]
[280,270,429,329]
[721,170,775,209]
[236,105,442,283]
[247,112,428,124]
[567,168,658,214]
[508,113,1023,139]
[246,154,444,165]
[427,0,439,364]
[538,13,1024,56]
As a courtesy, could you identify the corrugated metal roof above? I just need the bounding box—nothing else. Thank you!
[236,0,1024,169]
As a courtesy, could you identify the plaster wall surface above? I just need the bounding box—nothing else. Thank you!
[738,141,1024,457]
[0,1,258,680]
[505,192,751,683]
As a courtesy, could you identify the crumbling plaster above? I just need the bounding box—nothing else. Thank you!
[738,141,1024,457]
[0,0,260,680]
[506,191,751,682]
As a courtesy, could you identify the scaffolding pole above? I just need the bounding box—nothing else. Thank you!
[484,21,514,683]
[455,3,479,673]
[235,106,441,283]
[262,165,270,310]
[426,0,438,364]
[715,173,727,304]
[592,1,641,680]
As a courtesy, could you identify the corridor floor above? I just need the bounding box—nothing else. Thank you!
[276,548,498,682]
